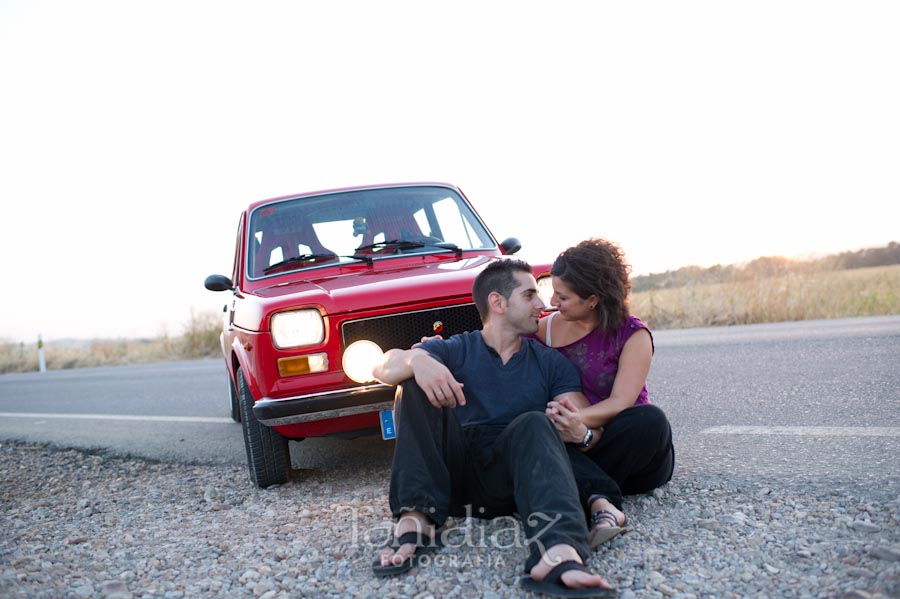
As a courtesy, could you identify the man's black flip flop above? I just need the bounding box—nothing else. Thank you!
[520,560,618,598]
[371,531,441,577]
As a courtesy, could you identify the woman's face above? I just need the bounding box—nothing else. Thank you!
[550,275,597,321]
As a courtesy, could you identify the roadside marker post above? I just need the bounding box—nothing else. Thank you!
[37,335,46,373]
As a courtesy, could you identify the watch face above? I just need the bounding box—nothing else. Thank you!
[582,429,593,447]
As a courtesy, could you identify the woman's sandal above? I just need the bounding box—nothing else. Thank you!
[520,560,618,598]
[587,495,628,548]
[371,530,442,577]
[588,509,627,548]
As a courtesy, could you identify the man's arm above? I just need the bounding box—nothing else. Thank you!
[373,347,426,385]
[374,348,466,408]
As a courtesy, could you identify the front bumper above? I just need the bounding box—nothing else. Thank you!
[252,383,396,426]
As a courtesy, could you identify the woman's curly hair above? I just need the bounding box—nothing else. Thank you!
[550,238,632,335]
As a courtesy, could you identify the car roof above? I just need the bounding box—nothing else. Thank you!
[246,182,462,212]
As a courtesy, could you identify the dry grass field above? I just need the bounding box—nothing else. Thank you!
[0,309,222,374]
[631,264,900,330]
[2,265,898,374]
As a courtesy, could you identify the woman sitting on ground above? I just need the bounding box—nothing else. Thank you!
[541,238,675,547]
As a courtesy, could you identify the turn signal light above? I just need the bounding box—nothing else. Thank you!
[277,353,328,377]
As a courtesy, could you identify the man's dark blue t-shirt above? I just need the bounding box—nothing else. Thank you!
[419,331,582,427]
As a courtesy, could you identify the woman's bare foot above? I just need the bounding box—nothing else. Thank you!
[590,497,626,528]
[378,510,434,567]
[588,496,627,547]
[528,544,612,590]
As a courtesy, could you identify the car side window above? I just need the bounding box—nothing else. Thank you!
[431,197,483,247]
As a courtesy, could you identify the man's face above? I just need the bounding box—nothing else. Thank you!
[502,272,546,334]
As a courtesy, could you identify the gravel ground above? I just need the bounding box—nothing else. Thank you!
[2,441,898,599]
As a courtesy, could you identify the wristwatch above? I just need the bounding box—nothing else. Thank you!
[581,427,594,448]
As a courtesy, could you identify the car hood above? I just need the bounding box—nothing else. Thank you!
[249,255,497,317]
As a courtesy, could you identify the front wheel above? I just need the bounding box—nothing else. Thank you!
[236,368,290,487]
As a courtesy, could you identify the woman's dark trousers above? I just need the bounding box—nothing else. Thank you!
[568,403,675,510]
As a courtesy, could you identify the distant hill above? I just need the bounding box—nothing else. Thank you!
[632,241,900,293]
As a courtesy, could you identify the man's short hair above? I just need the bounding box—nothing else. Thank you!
[472,259,533,322]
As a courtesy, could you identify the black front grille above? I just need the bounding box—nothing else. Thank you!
[341,304,482,351]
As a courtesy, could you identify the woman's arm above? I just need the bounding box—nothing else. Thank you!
[577,328,653,428]
[546,392,591,442]
[546,395,605,451]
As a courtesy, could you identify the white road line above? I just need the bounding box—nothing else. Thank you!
[0,412,233,424]
[701,425,900,437]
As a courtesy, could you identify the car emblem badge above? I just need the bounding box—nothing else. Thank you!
[432,321,444,334]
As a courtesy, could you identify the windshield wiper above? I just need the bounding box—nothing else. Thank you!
[353,239,463,261]
[433,242,463,257]
[263,253,338,273]
[354,239,427,253]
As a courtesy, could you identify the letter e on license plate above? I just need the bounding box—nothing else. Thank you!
[380,410,396,440]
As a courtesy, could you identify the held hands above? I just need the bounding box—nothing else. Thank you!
[410,352,466,409]
[546,397,587,444]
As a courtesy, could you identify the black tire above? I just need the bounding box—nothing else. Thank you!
[228,374,241,423]
[236,368,290,488]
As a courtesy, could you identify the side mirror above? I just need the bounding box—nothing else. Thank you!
[204,274,234,292]
[499,237,522,255]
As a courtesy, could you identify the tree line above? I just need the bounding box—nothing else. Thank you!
[632,241,900,293]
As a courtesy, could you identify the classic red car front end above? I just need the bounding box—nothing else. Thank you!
[205,183,552,486]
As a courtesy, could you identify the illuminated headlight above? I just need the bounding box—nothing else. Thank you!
[271,309,325,348]
[342,340,384,384]
[536,276,554,310]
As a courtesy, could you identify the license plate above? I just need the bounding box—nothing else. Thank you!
[379,409,396,440]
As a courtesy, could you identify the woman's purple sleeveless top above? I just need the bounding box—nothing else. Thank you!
[550,313,653,406]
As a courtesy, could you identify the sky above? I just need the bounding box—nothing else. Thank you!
[1,1,898,343]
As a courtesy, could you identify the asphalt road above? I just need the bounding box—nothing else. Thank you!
[1,315,899,485]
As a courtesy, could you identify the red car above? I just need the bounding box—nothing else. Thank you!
[205,183,552,487]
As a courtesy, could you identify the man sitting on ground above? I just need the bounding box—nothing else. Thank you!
[372,259,615,598]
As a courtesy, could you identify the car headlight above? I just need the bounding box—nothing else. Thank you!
[271,309,325,348]
[342,340,384,384]
[536,276,554,310]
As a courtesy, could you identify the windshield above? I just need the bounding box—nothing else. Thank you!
[246,185,496,279]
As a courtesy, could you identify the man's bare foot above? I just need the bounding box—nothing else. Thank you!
[528,544,612,590]
[378,510,434,567]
